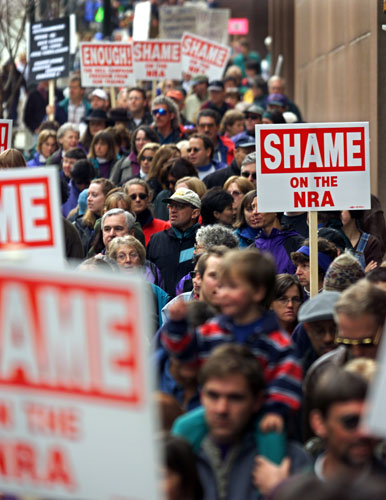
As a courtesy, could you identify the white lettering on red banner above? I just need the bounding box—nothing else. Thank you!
[256,122,370,212]
[181,32,230,80]
[0,168,64,262]
[0,268,159,499]
[132,40,181,80]
[80,42,135,87]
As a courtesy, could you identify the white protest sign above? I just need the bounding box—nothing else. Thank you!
[132,0,151,40]
[181,32,231,80]
[256,122,371,212]
[0,119,12,153]
[196,8,230,46]
[0,167,64,263]
[80,42,135,87]
[159,5,198,40]
[0,265,160,499]
[133,40,181,80]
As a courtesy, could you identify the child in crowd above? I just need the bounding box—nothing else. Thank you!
[162,248,302,433]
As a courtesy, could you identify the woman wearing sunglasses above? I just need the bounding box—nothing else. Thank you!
[124,178,170,246]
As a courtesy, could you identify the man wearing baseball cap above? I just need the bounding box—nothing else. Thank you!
[201,80,232,119]
[147,188,201,296]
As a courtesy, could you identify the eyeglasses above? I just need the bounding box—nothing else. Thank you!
[168,202,189,210]
[276,296,302,305]
[339,414,361,431]
[335,327,382,347]
[241,171,257,180]
[129,193,147,200]
[187,147,201,153]
[141,155,153,162]
[152,108,167,116]
[117,251,139,260]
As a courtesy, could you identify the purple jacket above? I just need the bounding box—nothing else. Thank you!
[254,228,304,274]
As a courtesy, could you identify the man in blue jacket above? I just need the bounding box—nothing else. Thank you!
[147,188,201,296]
[172,344,310,500]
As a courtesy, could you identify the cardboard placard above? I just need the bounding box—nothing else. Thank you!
[0,266,160,499]
[132,40,181,80]
[181,32,230,80]
[80,42,135,88]
[0,120,12,153]
[28,17,70,84]
[0,168,64,263]
[256,122,371,212]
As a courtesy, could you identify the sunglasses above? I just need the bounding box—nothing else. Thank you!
[335,327,382,347]
[245,113,261,119]
[190,270,198,278]
[187,147,201,153]
[241,171,257,180]
[229,190,241,197]
[129,193,147,200]
[141,155,153,162]
[339,414,361,431]
[152,108,167,116]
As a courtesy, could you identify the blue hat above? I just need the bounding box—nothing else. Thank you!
[78,188,88,216]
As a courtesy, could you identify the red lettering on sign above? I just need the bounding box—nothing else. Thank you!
[294,190,334,208]
[133,41,181,63]
[0,123,10,153]
[0,276,141,405]
[182,35,229,68]
[0,440,76,489]
[0,178,53,248]
[82,44,132,67]
[260,127,365,173]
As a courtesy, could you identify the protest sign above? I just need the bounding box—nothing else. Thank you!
[255,122,371,212]
[0,265,160,499]
[160,6,230,45]
[196,8,230,46]
[159,5,198,40]
[133,40,181,80]
[28,17,70,84]
[80,42,135,87]
[0,120,12,153]
[181,32,230,80]
[132,0,151,40]
[256,122,370,297]
[0,167,64,263]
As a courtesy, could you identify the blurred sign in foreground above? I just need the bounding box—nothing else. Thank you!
[0,266,160,499]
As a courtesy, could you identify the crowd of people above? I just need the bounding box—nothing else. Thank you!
[1,37,386,500]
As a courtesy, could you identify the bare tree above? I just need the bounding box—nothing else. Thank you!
[0,0,30,120]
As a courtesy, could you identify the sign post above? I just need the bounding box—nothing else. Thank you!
[256,122,371,296]
[0,265,161,499]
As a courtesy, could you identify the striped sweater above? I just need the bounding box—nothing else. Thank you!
[161,311,303,416]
